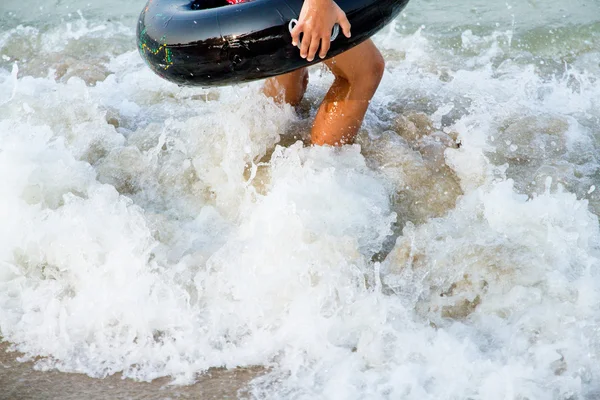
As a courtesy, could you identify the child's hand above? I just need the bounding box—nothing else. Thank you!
[290,0,351,62]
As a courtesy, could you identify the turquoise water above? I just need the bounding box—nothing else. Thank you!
[1,0,599,399]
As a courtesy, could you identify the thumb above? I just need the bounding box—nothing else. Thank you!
[338,12,351,38]
[290,22,303,46]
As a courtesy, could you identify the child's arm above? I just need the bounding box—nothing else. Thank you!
[290,0,351,62]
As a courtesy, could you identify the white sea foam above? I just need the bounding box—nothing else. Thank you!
[0,1,599,399]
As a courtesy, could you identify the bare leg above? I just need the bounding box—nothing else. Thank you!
[262,40,384,146]
[311,39,385,146]
[263,68,309,107]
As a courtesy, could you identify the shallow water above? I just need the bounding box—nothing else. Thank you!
[0,342,260,399]
[1,0,599,399]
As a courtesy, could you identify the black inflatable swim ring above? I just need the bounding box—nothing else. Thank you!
[137,0,410,87]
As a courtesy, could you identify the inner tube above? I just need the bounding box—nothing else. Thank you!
[137,0,410,87]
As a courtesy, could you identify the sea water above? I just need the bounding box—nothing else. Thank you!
[0,0,599,398]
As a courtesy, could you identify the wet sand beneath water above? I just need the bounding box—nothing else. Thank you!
[0,342,263,400]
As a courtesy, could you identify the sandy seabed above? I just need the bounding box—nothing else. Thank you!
[0,342,262,400]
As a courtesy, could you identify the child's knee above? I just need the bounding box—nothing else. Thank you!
[352,54,385,96]
[371,53,385,83]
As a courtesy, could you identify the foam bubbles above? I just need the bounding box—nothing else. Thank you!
[1,1,599,399]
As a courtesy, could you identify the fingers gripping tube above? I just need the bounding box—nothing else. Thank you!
[288,19,340,48]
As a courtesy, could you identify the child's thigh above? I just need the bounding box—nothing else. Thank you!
[324,40,384,83]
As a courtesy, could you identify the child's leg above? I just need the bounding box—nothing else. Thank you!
[263,68,309,106]
[311,39,384,146]
[262,39,383,146]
